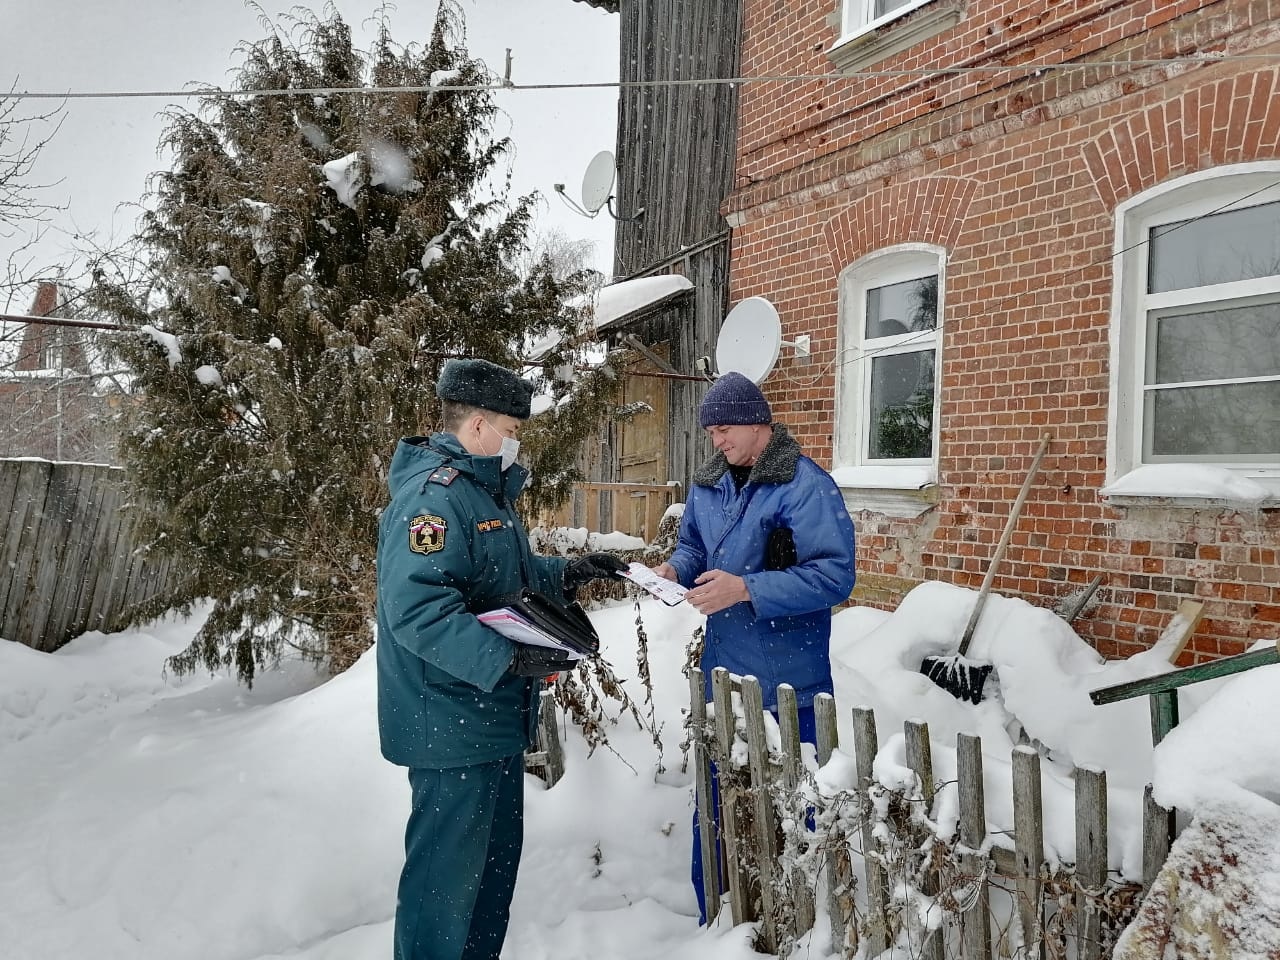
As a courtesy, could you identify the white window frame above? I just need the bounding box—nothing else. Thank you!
[839,0,935,42]
[1108,163,1280,501]
[834,244,944,493]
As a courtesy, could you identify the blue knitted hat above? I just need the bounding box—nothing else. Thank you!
[698,371,772,428]
[435,358,534,420]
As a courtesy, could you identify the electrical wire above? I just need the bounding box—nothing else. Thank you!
[6,51,1279,383]
[777,174,1280,388]
[6,53,1280,102]
[9,176,1280,374]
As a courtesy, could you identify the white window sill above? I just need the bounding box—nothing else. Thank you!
[833,465,937,517]
[1100,464,1280,510]
[827,0,964,74]
[832,464,934,489]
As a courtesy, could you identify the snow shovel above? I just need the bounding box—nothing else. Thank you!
[920,432,1053,704]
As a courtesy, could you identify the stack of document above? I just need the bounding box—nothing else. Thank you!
[476,589,600,658]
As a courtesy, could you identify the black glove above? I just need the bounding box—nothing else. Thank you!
[562,552,629,591]
[508,644,581,678]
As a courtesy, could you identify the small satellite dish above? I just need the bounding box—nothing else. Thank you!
[580,150,616,215]
[715,296,782,384]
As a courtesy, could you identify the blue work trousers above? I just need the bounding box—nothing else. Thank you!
[692,704,817,924]
[395,753,525,960]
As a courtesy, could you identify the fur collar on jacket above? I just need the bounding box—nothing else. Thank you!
[692,422,802,487]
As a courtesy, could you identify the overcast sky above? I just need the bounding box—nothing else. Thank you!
[1,0,619,289]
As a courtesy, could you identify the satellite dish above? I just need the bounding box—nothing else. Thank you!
[715,296,782,384]
[580,150,616,214]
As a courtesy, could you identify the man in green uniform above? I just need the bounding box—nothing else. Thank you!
[376,358,626,960]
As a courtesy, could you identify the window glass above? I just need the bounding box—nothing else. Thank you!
[865,274,938,339]
[865,273,937,461]
[1150,302,1280,383]
[1146,381,1280,457]
[873,0,912,18]
[869,350,935,459]
[843,0,931,34]
[1148,199,1280,293]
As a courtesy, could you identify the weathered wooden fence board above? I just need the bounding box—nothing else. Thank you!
[0,459,52,635]
[776,685,815,940]
[523,690,566,788]
[812,693,854,956]
[957,733,992,960]
[1012,746,1046,959]
[0,459,177,651]
[1075,767,1108,960]
[905,719,944,960]
[852,705,892,955]
[690,671,722,924]
[742,678,780,953]
[712,666,753,926]
[1141,784,1173,892]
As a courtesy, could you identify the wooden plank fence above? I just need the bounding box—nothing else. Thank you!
[541,481,680,544]
[689,667,1155,959]
[0,458,177,652]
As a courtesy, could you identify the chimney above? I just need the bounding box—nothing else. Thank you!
[15,282,61,371]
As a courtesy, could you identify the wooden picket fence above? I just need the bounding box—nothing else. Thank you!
[689,667,1167,959]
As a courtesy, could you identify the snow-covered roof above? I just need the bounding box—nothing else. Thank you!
[592,274,693,332]
[525,273,694,360]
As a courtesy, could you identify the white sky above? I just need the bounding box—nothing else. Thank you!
[3,552,1277,958]
[0,0,618,282]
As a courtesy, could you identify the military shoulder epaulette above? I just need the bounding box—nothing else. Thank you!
[427,466,460,486]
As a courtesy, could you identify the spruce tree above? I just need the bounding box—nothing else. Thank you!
[94,4,620,683]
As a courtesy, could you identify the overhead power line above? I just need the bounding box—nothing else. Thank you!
[6,53,1279,102]
[0,313,124,331]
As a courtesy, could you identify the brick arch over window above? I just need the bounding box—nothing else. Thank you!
[1082,69,1280,208]
[822,177,978,272]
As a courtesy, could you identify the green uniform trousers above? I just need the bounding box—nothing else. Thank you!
[395,753,525,960]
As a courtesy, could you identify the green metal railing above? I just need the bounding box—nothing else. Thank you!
[1089,641,1280,746]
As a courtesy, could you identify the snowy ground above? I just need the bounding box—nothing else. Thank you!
[2,580,1277,960]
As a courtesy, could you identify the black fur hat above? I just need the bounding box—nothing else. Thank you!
[435,358,534,420]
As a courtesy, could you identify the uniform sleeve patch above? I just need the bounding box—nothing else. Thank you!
[409,514,447,554]
[476,518,505,533]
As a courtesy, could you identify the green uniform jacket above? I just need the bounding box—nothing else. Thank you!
[375,433,568,769]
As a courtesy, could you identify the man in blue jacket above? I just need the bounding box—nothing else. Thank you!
[653,371,857,923]
[376,357,625,960]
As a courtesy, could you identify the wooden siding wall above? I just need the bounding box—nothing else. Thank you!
[604,0,742,492]
[0,459,177,652]
[614,0,741,278]
[606,242,729,489]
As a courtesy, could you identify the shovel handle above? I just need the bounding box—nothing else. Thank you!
[957,432,1052,655]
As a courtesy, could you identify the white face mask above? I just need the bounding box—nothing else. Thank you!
[483,420,521,471]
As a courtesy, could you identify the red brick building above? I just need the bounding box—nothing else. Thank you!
[0,282,114,463]
[725,0,1280,660]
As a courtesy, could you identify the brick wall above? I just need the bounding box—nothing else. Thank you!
[0,283,115,463]
[727,0,1280,661]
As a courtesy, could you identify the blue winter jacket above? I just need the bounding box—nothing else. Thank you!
[375,433,568,769]
[666,424,857,709]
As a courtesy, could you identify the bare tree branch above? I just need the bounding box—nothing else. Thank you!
[0,79,66,236]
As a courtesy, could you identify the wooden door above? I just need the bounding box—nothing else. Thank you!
[618,347,669,538]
